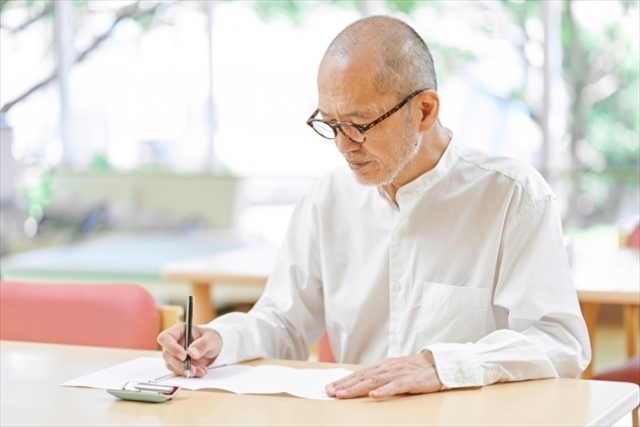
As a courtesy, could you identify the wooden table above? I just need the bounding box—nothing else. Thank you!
[573,247,640,379]
[1,341,638,426]
[162,242,278,324]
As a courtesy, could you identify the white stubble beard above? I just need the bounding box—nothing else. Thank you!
[351,122,421,186]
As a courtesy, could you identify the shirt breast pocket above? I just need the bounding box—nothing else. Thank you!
[415,282,491,351]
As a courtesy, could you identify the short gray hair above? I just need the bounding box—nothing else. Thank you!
[324,15,438,98]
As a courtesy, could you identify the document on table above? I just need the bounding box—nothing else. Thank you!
[62,357,353,400]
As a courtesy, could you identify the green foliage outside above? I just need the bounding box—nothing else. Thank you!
[560,0,639,224]
[19,170,52,218]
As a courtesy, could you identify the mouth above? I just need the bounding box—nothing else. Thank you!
[347,160,371,171]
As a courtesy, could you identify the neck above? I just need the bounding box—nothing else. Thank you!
[382,126,452,205]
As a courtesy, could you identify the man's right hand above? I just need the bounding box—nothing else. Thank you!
[157,323,223,378]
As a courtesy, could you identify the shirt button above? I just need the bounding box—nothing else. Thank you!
[390,335,398,346]
[392,282,401,292]
[396,228,405,237]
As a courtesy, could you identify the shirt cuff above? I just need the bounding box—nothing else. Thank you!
[422,343,484,389]
[203,322,239,367]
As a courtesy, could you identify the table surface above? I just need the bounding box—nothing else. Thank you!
[1,341,638,426]
[572,247,640,305]
[161,242,279,285]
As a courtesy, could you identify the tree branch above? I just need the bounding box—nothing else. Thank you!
[0,74,56,113]
[1,1,160,114]
[77,2,143,62]
[6,2,54,33]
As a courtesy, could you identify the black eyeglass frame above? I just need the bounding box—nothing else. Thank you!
[306,88,428,144]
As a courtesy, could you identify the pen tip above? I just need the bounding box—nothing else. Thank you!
[185,371,190,378]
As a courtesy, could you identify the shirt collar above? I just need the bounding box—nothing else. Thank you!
[376,135,458,206]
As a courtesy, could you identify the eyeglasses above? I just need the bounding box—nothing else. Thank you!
[306,88,428,144]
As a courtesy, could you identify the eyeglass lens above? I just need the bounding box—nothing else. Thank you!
[311,121,364,143]
[311,121,335,139]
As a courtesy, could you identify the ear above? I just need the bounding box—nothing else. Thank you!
[414,90,440,133]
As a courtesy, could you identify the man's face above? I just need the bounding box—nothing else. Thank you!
[317,62,420,186]
[343,113,420,186]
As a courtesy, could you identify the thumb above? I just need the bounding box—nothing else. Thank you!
[187,330,220,360]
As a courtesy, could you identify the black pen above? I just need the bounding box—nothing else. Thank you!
[184,295,194,378]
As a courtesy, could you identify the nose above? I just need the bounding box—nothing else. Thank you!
[334,132,361,155]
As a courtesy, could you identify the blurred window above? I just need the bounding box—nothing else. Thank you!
[1,0,638,241]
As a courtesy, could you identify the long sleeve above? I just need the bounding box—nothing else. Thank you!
[206,193,326,366]
[423,194,591,388]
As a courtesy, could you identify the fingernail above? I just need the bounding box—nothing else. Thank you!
[189,348,200,358]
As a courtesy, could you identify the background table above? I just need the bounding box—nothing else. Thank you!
[161,242,278,324]
[0,231,254,283]
[573,247,640,378]
[1,341,638,426]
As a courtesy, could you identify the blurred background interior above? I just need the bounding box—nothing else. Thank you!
[0,0,638,387]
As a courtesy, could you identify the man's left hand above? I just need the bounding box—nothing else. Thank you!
[325,351,443,399]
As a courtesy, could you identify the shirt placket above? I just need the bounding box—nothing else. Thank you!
[387,195,409,358]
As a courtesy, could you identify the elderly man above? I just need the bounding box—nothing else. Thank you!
[159,16,590,399]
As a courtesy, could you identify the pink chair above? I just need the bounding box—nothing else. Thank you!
[593,356,640,386]
[318,332,336,363]
[629,225,640,250]
[0,281,168,350]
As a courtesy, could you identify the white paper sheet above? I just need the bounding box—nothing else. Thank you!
[62,357,353,400]
[62,357,170,390]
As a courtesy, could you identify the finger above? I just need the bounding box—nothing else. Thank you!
[158,323,185,345]
[193,365,209,378]
[165,352,208,378]
[334,374,392,399]
[329,373,366,393]
[190,325,206,340]
[158,325,187,361]
[327,365,377,390]
[327,363,388,392]
[188,329,222,360]
[368,379,410,399]
[370,374,442,399]
[163,350,188,376]
[326,371,360,396]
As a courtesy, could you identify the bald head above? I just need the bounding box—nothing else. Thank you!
[322,16,437,98]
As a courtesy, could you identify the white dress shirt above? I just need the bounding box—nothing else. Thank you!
[208,139,591,389]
